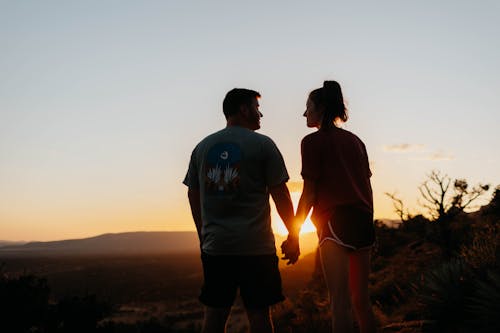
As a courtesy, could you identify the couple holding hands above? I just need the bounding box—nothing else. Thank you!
[184,81,376,333]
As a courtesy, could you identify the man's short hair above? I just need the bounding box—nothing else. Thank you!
[223,88,261,119]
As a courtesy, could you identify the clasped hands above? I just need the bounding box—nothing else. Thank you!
[280,219,301,266]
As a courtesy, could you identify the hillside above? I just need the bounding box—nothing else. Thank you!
[0,231,319,257]
[0,241,26,248]
[0,232,199,256]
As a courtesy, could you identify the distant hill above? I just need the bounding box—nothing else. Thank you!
[0,240,26,248]
[0,232,199,256]
[0,231,319,257]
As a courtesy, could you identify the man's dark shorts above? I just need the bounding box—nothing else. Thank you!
[200,252,285,309]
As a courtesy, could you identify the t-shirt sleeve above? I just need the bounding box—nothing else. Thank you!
[263,137,289,187]
[301,135,321,181]
[361,141,372,178]
[182,148,200,189]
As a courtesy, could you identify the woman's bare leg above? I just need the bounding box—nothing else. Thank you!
[320,240,354,333]
[349,249,376,333]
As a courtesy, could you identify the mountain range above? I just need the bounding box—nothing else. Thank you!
[0,231,318,257]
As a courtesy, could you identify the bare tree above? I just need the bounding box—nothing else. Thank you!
[385,192,412,222]
[418,170,490,221]
[386,170,491,256]
[451,179,490,212]
[418,170,452,220]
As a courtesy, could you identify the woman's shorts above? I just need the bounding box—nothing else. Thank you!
[317,205,375,251]
[199,253,285,309]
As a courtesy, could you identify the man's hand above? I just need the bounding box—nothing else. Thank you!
[280,235,300,265]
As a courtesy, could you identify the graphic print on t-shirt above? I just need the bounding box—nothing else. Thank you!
[205,142,241,194]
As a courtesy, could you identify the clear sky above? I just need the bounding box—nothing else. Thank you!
[1,0,499,241]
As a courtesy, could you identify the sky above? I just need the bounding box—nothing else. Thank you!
[1,0,499,241]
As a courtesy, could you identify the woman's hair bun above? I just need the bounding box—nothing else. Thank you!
[321,80,348,125]
[323,80,340,91]
[322,81,342,106]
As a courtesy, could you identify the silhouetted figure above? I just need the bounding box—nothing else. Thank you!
[183,88,298,333]
[291,81,377,333]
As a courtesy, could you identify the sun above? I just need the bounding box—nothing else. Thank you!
[272,214,316,235]
[299,218,317,233]
[271,192,317,236]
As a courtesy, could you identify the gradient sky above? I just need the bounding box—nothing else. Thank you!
[1,0,499,241]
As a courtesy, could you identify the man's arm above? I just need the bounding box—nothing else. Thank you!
[269,182,300,264]
[187,188,202,242]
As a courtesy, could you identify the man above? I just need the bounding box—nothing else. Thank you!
[183,88,300,333]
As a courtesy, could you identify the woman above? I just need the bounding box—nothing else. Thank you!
[292,81,376,333]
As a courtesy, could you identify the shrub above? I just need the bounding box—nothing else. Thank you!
[0,273,50,333]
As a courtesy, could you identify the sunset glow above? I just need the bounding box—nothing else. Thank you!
[272,191,316,236]
[1,1,499,242]
[273,214,317,236]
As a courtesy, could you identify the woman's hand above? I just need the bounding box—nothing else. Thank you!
[281,235,300,265]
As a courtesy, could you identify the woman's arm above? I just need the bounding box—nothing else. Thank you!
[296,179,317,227]
[279,178,317,265]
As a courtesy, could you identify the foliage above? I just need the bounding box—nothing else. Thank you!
[460,223,499,270]
[0,268,113,333]
[416,257,500,333]
[0,271,50,333]
[373,219,417,257]
[98,316,200,333]
[273,290,331,333]
[465,270,500,333]
[414,225,500,333]
[417,259,471,332]
[399,215,431,236]
[57,295,112,333]
[451,179,490,212]
[481,185,500,221]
